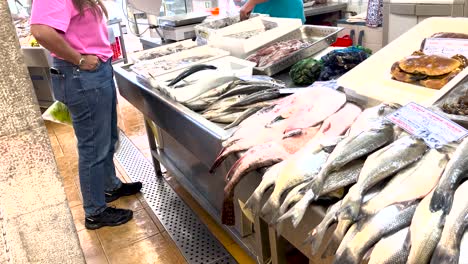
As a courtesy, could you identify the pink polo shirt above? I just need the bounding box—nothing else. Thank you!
[30,0,113,62]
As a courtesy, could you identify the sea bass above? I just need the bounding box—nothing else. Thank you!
[338,136,428,221]
[431,180,468,264]
[430,136,468,215]
[334,202,418,264]
[361,148,448,216]
[407,190,444,264]
[367,227,410,264]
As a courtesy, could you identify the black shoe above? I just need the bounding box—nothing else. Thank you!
[85,207,133,230]
[105,182,143,203]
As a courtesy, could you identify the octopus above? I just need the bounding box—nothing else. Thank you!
[391,51,468,90]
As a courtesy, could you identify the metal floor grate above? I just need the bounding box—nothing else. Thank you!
[115,131,237,264]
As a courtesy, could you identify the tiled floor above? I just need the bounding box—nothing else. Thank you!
[44,87,254,264]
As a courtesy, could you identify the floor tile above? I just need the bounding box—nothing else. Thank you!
[77,229,105,259]
[97,209,160,253]
[85,254,109,264]
[64,185,82,208]
[108,195,143,211]
[106,233,181,264]
[70,205,86,232]
[142,205,165,232]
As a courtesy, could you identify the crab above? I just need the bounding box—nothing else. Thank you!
[390,51,468,89]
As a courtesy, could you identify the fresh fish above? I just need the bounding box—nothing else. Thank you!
[202,109,234,120]
[184,97,218,111]
[222,142,290,225]
[218,82,282,100]
[407,190,444,264]
[224,107,262,130]
[348,103,401,135]
[308,120,396,202]
[361,148,448,216]
[277,181,310,221]
[168,64,217,86]
[209,111,244,124]
[276,160,364,227]
[228,88,281,108]
[203,94,248,113]
[334,202,418,264]
[191,82,232,101]
[228,99,279,111]
[460,231,468,264]
[243,162,284,215]
[367,227,410,264]
[261,143,330,218]
[169,75,238,102]
[338,136,428,221]
[333,223,359,259]
[430,137,468,215]
[431,180,468,264]
[305,200,343,255]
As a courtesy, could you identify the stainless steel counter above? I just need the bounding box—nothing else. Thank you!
[304,3,348,17]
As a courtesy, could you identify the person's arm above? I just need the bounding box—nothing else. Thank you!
[31,24,99,70]
[240,0,268,20]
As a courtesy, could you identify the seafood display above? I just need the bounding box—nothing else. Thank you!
[442,90,468,116]
[246,39,312,67]
[129,42,197,62]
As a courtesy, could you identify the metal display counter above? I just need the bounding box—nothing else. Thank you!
[114,62,338,263]
[304,2,348,18]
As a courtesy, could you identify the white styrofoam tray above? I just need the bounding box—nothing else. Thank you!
[128,39,198,63]
[129,45,230,82]
[208,17,303,58]
[337,17,468,106]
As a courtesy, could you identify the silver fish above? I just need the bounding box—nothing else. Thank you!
[224,107,262,130]
[431,180,468,264]
[184,97,217,111]
[261,143,330,220]
[277,181,310,221]
[210,111,244,124]
[228,88,281,108]
[334,223,359,259]
[228,99,280,111]
[193,82,232,100]
[243,162,284,216]
[203,94,248,113]
[338,136,428,221]
[407,190,444,264]
[367,227,410,264]
[334,202,418,264]
[430,137,468,215]
[218,82,282,100]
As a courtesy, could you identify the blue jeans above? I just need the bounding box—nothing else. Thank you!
[51,58,122,217]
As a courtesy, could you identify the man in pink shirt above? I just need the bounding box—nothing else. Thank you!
[30,0,142,229]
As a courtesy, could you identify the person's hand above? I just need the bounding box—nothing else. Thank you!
[240,2,254,21]
[79,55,100,71]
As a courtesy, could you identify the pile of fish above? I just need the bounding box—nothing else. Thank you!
[246,39,311,68]
[241,100,468,263]
[158,65,287,128]
[209,86,364,225]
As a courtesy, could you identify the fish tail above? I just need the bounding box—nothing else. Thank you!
[333,249,356,264]
[322,220,352,258]
[430,249,458,264]
[429,188,453,214]
[338,192,362,221]
[224,155,245,182]
[244,192,261,216]
[306,223,331,256]
[221,194,236,226]
[290,190,314,228]
[210,146,229,173]
[260,199,277,218]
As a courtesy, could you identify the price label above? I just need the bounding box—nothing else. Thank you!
[423,38,468,58]
[386,102,468,149]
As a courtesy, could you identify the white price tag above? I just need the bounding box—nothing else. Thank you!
[423,38,468,58]
[386,102,468,149]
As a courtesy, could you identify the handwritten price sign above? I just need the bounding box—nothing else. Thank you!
[423,38,468,58]
[386,102,468,149]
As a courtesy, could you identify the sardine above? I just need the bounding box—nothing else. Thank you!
[367,227,410,264]
[243,162,284,215]
[305,201,343,255]
[338,136,428,221]
[430,137,468,215]
[210,111,244,124]
[407,190,444,264]
[334,202,418,264]
[228,88,281,108]
[308,121,396,202]
[224,107,262,130]
[261,143,329,219]
[361,148,448,216]
[431,180,468,264]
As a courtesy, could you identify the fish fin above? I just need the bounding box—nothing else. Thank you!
[221,195,236,226]
[429,188,453,214]
[430,249,458,264]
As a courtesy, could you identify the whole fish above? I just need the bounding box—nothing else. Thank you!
[209,111,244,124]
[202,108,234,120]
[277,181,310,221]
[460,231,468,264]
[338,136,428,221]
[228,99,279,111]
[167,64,217,86]
[361,148,448,216]
[184,97,217,111]
[243,161,284,215]
[169,75,238,102]
[407,190,444,264]
[306,200,343,255]
[222,142,290,225]
[203,94,248,113]
[333,202,418,264]
[224,107,262,130]
[334,223,359,259]
[217,82,282,100]
[228,88,281,108]
[431,180,468,264]
[308,121,396,202]
[191,81,232,101]
[276,160,364,227]
[348,103,401,135]
[430,136,468,215]
[367,227,410,264]
[260,142,329,218]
